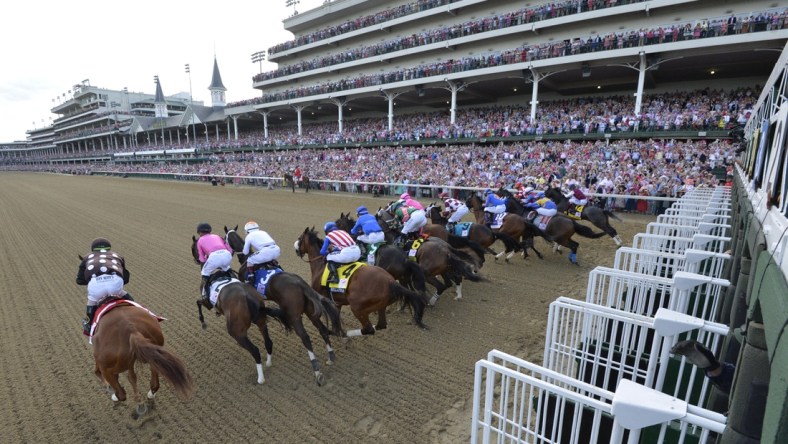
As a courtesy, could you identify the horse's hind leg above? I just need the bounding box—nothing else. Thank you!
[148,368,160,399]
[101,369,126,402]
[292,318,326,386]
[346,310,375,337]
[307,314,336,364]
[254,322,274,367]
[234,334,265,384]
[425,275,448,306]
[375,309,387,331]
[567,240,580,265]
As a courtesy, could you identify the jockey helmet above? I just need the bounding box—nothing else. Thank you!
[197,222,212,234]
[523,186,534,194]
[356,206,369,216]
[484,189,493,195]
[438,192,449,199]
[324,222,338,233]
[91,238,111,251]
[244,221,260,233]
[569,184,577,190]
[400,193,410,200]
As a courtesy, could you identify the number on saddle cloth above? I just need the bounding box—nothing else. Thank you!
[449,222,473,237]
[251,268,283,298]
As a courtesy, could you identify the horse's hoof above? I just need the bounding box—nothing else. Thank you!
[135,403,149,416]
[315,372,325,386]
[111,393,119,402]
[147,390,156,399]
[201,323,207,330]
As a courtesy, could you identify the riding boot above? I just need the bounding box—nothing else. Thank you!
[447,222,456,234]
[484,211,492,227]
[327,261,340,284]
[83,305,98,335]
[357,242,367,258]
[245,264,258,284]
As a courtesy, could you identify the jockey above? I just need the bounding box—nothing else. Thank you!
[321,222,361,284]
[483,189,507,226]
[196,222,233,301]
[520,187,541,211]
[399,192,424,210]
[438,191,468,232]
[536,199,558,218]
[76,238,133,335]
[388,199,428,246]
[242,220,281,281]
[351,206,385,252]
[567,184,589,206]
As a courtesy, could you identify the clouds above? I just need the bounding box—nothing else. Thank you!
[0,0,324,142]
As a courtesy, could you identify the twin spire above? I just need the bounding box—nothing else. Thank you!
[153,55,226,112]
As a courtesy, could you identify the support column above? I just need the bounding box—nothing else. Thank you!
[530,69,540,123]
[260,111,269,139]
[329,97,348,134]
[379,90,403,132]
[231,116,238,140]
[440,80,469,125]
[291,105,306,137]
[635,51,647,116]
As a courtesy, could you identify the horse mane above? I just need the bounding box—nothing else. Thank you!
[304,227,323,246]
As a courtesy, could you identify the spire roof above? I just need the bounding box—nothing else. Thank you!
[154,78,165,103]
[209,56,226,91]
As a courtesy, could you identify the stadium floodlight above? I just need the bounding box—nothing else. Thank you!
[251,51,266,73]
[185,64,197,145]
[285,0,299,16]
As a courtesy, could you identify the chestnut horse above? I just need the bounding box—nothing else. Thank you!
[334,213,428,294]
[295,227,429,335]
[192,236,288,385]
[92,301,193,411]
[224,227,343,386]
[423,204,520,260]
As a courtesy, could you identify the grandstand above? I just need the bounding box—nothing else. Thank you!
[1,0,787,167]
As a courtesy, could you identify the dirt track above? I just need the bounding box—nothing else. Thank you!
[0,173,652,443]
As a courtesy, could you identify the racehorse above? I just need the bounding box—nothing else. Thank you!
[295,227,429,335]
[283,173,296,192]
[191,236,289,385]
[543,186,623,246]
[492,190,608,265]
[334,213,428,297]
[92,299,193,412]
[375,210,484,303]
[465,194,548,261]
[224,227,343,385]
[301,175,311,193]
[424,204,521,260]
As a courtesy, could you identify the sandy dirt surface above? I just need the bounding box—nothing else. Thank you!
[0,173,653,443]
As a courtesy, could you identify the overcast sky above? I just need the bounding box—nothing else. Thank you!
[0,0,325,143]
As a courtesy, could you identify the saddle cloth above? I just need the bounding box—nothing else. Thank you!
[406,237,426,261]
[565,204,584,220]
[209,277,240,305]
[490,213,506,229]
[90,299,165,343]
[321,262,367,291]
[252,268,283,298]
[449,222,473,237]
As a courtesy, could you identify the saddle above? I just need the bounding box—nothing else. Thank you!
[246,260,282,281]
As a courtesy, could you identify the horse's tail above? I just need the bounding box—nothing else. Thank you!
[492,230,520,252]
[447,251,483,282]
[129,331,193,400]
[604,209,623,222]
[446,234,487,260]
[404,259,428,294]
[572,220,608,239]
[388,282,428,329]
[299,279,343,337]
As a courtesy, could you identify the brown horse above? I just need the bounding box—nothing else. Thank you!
[301,175,311,193]
[465,194,548,261]
[92,301,193,412]
[191,237,288,385]
[375,210,485,304]
[283,173,296,192]
[334,213,428,297]
[488,191,607,265]
[423,204,521,260]
[224,227,343,385]
[295,227,429,335]
[543,186,623,246]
